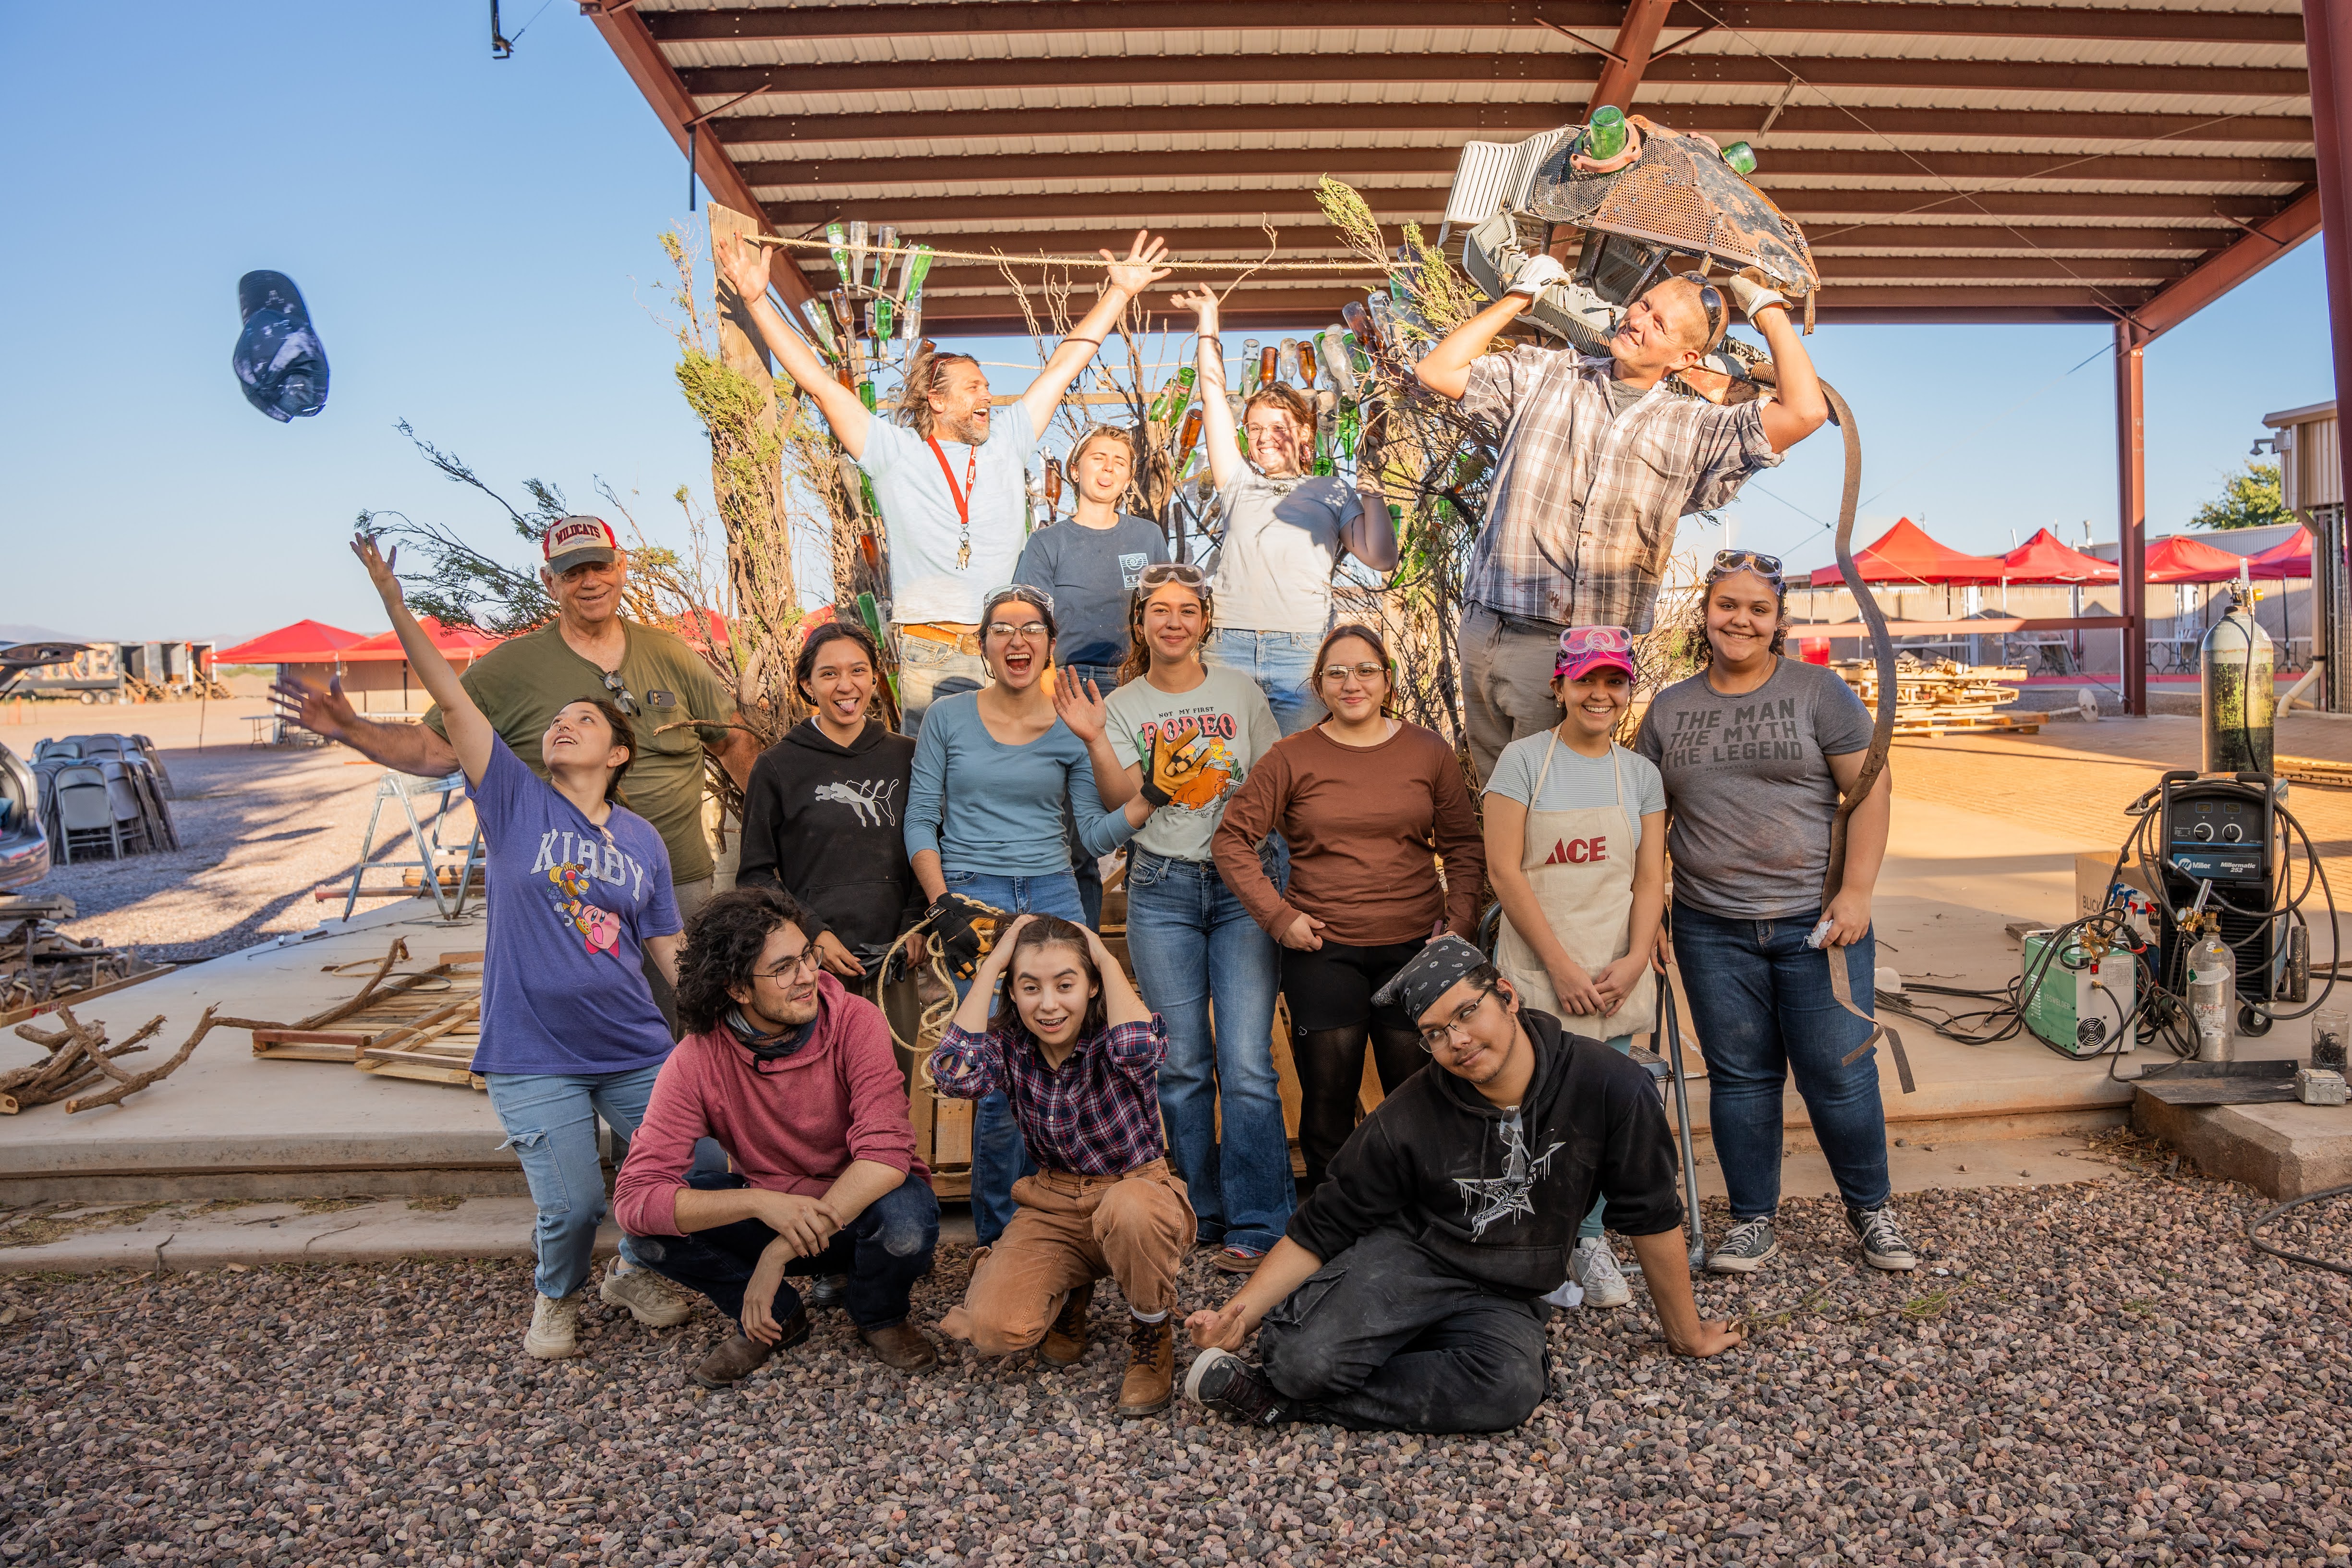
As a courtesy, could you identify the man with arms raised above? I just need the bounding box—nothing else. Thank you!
[1417,221,1829,780]
[715,231,1173,733]
[615,885,940,1387]
[1183,935,1739,1432]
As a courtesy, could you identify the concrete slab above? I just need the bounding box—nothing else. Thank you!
[2132,1095,2352,1199]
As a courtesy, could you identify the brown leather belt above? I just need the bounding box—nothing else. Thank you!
[898,622,982,656]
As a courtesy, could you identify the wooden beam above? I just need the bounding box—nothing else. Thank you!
[2128,188,2324,340]
[644,1,2306,46]
[583,5,819,310]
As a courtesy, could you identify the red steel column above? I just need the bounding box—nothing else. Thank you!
[2307,0,2352,631]
[2117,320,2149,717]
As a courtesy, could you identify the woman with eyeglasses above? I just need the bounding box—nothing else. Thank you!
[1212,623,1486,1190]
[1174,287,1400,736]
[904,584,1154,1249]
[347,533,697,1361]
[1481,624,1668,1311]
[1634,550,1916,1276]
[1055,562,1290,1272]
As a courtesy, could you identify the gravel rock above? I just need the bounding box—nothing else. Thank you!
[8,1166,2352,1565]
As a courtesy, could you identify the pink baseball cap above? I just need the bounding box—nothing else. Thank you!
[1554,624,1637,683]
[543,515,619,574]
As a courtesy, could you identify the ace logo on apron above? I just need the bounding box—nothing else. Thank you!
[1495,734,1658,1037]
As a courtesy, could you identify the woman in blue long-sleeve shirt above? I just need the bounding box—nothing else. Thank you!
[904,583,1149,1247]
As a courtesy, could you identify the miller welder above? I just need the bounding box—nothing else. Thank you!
[2149,770,2302,1036]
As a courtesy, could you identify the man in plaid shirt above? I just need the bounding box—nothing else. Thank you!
[930,912,1195,1418]
[1419,237,1829,781]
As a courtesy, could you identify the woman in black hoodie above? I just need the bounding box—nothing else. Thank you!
[738,622,925,983]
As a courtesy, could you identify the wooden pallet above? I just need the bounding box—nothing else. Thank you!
[2276,754,2352,790]
[1891,712,2045,739]
[247,943,487,1090]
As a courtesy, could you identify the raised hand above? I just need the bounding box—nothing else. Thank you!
[350,533,404,607]
[271,672,358,743]
[1052,671,1110,744]
[1101,230,1174,297]
[1171,285,1221,335]
[714,228,772,302]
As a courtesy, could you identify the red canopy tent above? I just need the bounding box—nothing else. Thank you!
[339,619,504,663]
[1805,518,2008,588]
[2246,527,2314,581]
[2000,528,2118,584]
[2144,535,2254,584]
[213,620,369,664]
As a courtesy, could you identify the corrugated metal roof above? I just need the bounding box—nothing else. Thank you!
[606,0,2319,327]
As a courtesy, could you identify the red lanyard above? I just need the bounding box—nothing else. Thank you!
[926,436,979,530]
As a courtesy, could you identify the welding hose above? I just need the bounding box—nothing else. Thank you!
[1815,378,1916,1094]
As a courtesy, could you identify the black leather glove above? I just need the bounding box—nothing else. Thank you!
[925,891,1012,981]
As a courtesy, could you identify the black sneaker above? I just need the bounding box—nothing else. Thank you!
[1705,1216,1781,1274]
[1183,1349,1294,1426]
[1847,1205,1918,1271]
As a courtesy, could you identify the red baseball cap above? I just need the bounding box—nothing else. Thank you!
[543,515,619,574]
[1554,625,1637,683]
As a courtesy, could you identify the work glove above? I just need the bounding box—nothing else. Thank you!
[1723,269,1790,323]
[1139,731,1207,809]
[924,891,1012,982]
[1506,253,1569,299]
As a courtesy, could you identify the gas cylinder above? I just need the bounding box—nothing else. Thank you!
[2187,921,2236,1061]
[2200,582,2276,775]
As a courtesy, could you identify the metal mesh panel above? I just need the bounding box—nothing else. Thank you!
[1528,126,1818,296]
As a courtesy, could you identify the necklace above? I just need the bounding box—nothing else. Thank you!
[927,436,981,570]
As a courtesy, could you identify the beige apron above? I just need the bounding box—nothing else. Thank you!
[1494,733,1659,1038]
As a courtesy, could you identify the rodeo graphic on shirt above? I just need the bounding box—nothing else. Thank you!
[1456,1116,1564,1239]
[531,829,653,958]
[813,777,902,828]
[1132,710,1244,813]
[1652,694,1803,770]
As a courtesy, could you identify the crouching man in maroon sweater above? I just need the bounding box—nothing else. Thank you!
[615,886,941,1387]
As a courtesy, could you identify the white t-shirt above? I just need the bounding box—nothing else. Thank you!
[1482,734,1666,851]
[1206,473,1357,636]
[858,416,1041,625]
[1103,664,1282,862]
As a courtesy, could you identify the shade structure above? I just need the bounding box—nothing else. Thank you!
[671,608,731,654]
[2000,528,2119,584]
[338,618,504,663]
[1804,518,2009,588]
[2144,534,2255,584]
[213,620,369,665]
[2246,526,2315,580]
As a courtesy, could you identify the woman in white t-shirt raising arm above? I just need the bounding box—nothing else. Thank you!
[1175,287,1399,736]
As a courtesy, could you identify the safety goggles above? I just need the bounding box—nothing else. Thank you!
[1553,625,1637,683]
[1679,272,1728,351]
[982,584,1055,617]
[1709,548,1784,582]
[1136,561,1210,594]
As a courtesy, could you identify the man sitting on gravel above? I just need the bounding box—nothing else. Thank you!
[1183,936,1742,1432]
[614,885,941,1387]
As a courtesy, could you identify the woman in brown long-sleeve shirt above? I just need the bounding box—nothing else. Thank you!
[1212,622,1485,1190]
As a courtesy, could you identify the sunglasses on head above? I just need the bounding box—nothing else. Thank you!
[600,669,638,715]
[1709,548,1784,582]
[1679,272,1728,351]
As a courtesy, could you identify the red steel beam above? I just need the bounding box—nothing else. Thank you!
[2307,0,2352,672]
[2117,320,2149,716]
[644,1,2306,46]
[907,254,2196,292]
[1589,0,1679,114]
[2128,189,2323,340]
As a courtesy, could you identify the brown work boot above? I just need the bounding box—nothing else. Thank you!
[1041,1282,1094,1366]
[1117,1315,1175,1419]
[861,1321,940,1372]
[691,1310,808,1389]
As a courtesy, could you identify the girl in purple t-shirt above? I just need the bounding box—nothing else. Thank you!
[352,535,693,1361]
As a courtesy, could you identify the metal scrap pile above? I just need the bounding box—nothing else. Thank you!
[0,896,167,1023]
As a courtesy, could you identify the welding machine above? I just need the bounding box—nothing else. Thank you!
[2149,769,2302,1034]
[2019,928,2138,1056]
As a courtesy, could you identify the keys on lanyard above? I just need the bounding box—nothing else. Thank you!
[926,436,980,569]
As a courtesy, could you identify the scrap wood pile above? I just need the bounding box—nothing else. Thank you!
[0,895,170,1025]
[1833,657,2042,738]
[243,937,485,1091]
[3,1005,226,1115]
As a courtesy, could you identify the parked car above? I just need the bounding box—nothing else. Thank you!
[0,741,49,891]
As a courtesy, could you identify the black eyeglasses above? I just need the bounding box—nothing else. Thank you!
[1418,985,1498,1052]
[1710,548,1783,582]
[1680,272,1728,350]
[600,670,639,715]
[750,947,823,981]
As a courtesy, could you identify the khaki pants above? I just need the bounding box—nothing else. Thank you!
[942,1159,1196,1356]
[1461,603,1570,785]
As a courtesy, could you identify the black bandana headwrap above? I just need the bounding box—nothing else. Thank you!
[1370,934,1491,1026]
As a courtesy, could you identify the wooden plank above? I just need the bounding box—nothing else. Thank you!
[355,1057,486,1090]
[934,1094,974,1168]
[0,962,173,1028]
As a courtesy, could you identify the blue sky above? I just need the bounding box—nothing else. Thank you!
[0,2,2334,644]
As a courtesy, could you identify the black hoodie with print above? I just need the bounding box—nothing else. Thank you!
[737,718,925,955]
[1285,1009,1684,1296]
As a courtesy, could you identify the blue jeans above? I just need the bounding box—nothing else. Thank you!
[1672,901,1890,1220]
[632,1171,939,1331]
[1058,662,1125,930]
[1578,1033,1634,1242]
[943,869,1089,1245]
[485,1064,665,1301]
[1204,628,1326,737]
[896,631,987,737]
[1125,847,1291,1252]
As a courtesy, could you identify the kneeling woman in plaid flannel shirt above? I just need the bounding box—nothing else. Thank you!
[929,913,1193,1419]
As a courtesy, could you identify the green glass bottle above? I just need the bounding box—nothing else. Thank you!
[824,221,852,281]
[1584,106,1628,161]
[1338,404,1360,460]
[1721,141,1758,175]
[858,380,876,412]
[1148,365,1196,424]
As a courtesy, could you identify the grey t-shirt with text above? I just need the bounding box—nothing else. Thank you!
[1633,658,1874,919]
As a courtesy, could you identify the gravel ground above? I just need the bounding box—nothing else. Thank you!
[9,1156,2352,1568]
[3,696,466,962]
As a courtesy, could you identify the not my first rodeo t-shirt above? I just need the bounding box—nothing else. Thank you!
[469,737,681,1075]
[1634,656,1873,921]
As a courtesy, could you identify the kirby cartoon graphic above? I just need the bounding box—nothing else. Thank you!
[576,904,623,956]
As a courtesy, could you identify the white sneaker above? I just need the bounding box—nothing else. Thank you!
[600,1264,694,1327]
[1570,1237,1633,1309]
[523,1292,582,1360]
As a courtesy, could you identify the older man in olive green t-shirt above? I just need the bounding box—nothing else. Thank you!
[278,516,756,919]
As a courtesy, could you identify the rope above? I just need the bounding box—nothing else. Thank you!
[876,916,960,1095]
[747,234,1386,273]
